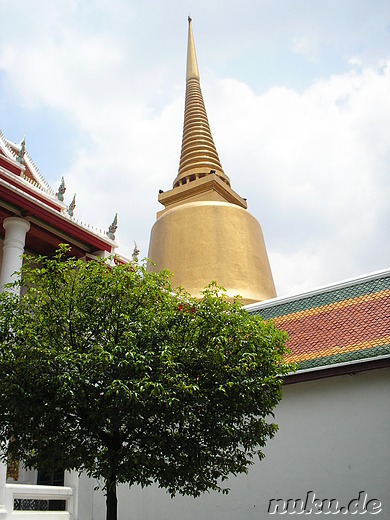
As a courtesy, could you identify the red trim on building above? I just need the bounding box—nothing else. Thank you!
[0,185,112,252]
[0,156,22,176]
[0,171,61,211]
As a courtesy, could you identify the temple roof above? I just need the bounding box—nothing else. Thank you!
[0,130,117,256]
[248,269,390,380]
[0,133,55,195]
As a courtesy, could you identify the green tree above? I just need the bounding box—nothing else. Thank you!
[0,246,290,520]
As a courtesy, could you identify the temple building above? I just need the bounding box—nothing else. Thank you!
[0,130,120,292]
[0,18,389,520]
[0,131,124,516]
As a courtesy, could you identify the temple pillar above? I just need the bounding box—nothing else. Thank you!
[0,217,30,293]
[0,217,30,516]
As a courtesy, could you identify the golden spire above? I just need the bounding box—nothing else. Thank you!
[148,18,277,304]
[172,17,230,189]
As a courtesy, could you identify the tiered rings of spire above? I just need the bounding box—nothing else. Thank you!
[173,17,230,188]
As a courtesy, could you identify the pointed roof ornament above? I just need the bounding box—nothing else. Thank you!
[132,241,140,262]
[56,176,66,201]
[67,194,76,217]
[17,137,26,164]
[173,18,230,189]
[108,213,118,240]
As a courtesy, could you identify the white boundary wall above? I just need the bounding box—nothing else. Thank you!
[90,367,390,519]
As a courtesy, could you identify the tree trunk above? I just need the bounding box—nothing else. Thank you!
[106,476,118,520]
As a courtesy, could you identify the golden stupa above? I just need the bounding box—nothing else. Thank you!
[148,18,276,304]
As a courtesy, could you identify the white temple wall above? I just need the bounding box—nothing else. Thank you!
[90,367,390,519]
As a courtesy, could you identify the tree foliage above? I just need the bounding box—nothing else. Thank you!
[0,246,290,519]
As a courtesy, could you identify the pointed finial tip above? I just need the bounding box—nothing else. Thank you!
[188,15,192,23]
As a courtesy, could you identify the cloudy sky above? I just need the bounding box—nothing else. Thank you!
[1,0,389,297]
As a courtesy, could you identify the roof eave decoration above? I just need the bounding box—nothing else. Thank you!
[16,137,25,164]
[1,130,117,250]
[1,133,56,196]
[67,194,76,217]
[56,176,66,201]
[107,213,118,240]
[0,176,117,251]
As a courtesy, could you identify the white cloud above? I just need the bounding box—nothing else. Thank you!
[291,36,319,63]
[207,61,390,294]
[349,56,362,67]
[1,1,389,297]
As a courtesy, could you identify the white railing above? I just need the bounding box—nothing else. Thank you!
[3,484,74,519]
